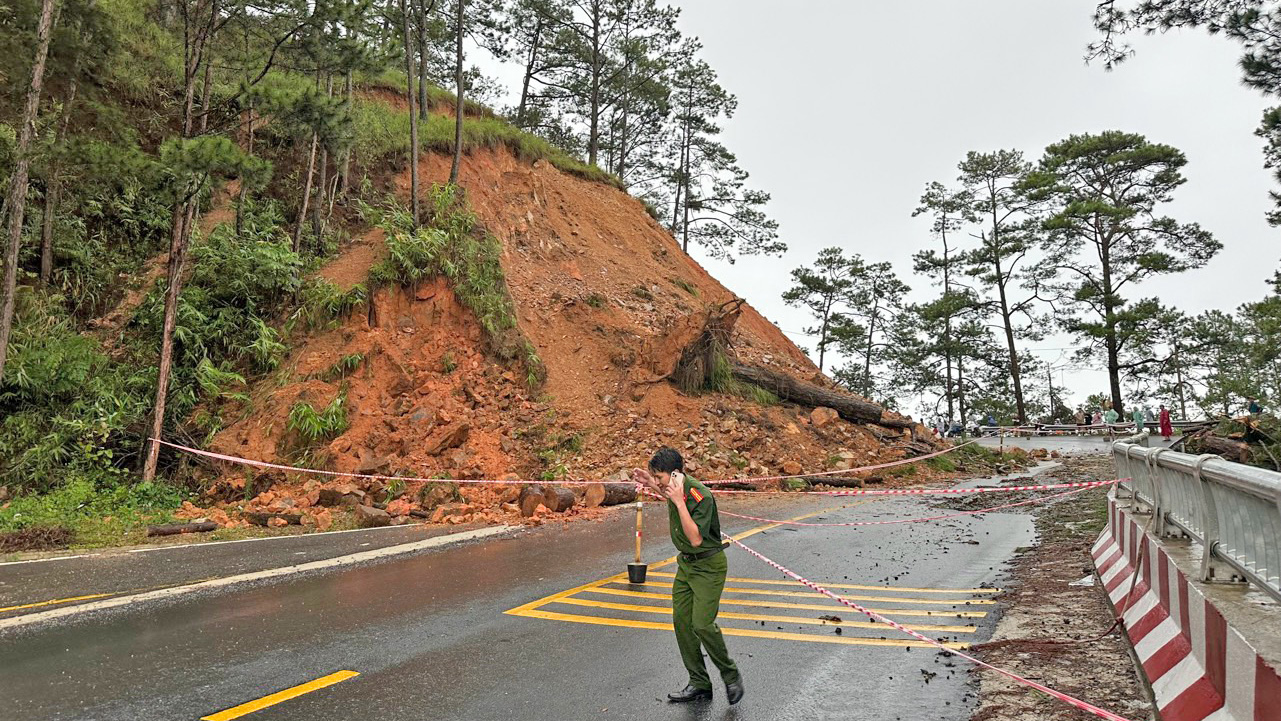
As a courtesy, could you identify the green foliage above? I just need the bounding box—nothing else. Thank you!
[292,280,368,332]
[673,278,699,296]
[364,186,545,386]
[0,474,187,535]
[287,391,349,446]
[584,293,606,308]
[440,352,458,374]
[317,353,366,382]
[706,351,778,406]
[632,285,654,301]
[347,96,622,189]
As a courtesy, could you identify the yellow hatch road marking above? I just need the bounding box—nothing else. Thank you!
[506,499,993,646]
[645,571,1002,595]
[0,593,115,614]
[516,608,969,649]
[614,580,996,606]
[581,586,990,618]
[552,596,978,634]
[201,670,359,721]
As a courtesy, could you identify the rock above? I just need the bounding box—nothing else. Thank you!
[418,482,460,510]
[781,460,803,476]
[385,499,413,517]
[311,508,333,531]
[0,485,10,502]
[356,452,392,475]
[430,502,469,523]
[355,504,392,528]
[317,484,366,507]
[426,422,471,455]
[834,451,858,471]
[811,407,840,428]
[267,516,288,528]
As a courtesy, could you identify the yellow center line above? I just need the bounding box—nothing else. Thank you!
[516,608,970,649]
[644,571,1001,595]
[201,670,359,721]
[551,596,978,633]
[0,593,116,614]
[577,586,990,617]
[613,580,995,606]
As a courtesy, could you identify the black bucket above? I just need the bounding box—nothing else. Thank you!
[627,562,648,584]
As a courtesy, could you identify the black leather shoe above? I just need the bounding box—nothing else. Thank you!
[667,685,713,703]
[725,678,744,705]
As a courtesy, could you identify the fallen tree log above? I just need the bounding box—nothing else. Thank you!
[146,521,218,537]
[729,363,914,429]
[518,484,547,517]
[244,511,302,527]
[1186,433,1252,464]
[584,482,638,508]
[542,486,575,513]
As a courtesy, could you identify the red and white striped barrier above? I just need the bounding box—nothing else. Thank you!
[1092,500,1281,721]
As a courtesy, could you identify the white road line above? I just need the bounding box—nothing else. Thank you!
[0,553,99,567]
[0,525,516,632]
[126,522,437,554]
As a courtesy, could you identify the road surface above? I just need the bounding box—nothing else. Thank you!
[0,471,1060,720]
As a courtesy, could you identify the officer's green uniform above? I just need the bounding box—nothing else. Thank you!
[667,474,740,691]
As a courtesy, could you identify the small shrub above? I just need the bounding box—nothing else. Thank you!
[673,278,699,296]
[287,391,349,446]
[317,353,366,382]
[440,352,458,374]
[632,286,654,301]
[584,293,606,309]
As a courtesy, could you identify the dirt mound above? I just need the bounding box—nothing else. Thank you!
[196,142,933,529]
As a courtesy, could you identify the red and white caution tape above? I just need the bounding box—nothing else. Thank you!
[712,477,1127,497]
[730,538,1136,721]
[717,484,1103,527]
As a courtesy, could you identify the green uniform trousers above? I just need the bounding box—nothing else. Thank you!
[672,551,740,690]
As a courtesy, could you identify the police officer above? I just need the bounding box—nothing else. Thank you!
[633,448,744,705]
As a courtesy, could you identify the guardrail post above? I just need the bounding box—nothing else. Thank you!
[1149,448,1173,538]
[1194,454,1239,583]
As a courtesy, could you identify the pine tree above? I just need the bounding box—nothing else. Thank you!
[781,247,859,373]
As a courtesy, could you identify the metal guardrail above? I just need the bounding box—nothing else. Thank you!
[1113,431,1281,603]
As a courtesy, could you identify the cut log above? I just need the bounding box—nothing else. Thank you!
[583,482,638,508]
[729,363,914,428]
[812,476,866,489]
[146,521,218,537]
[245,511,303,527]
[518,484,547,517]
[542,486,575,513]
[1187,433,1252,464]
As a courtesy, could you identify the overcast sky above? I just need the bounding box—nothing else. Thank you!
[483,1,1281,417]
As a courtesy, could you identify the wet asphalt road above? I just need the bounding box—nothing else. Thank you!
[0,479,1047,721]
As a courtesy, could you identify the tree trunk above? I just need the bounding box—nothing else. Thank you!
[729,363,910,428]
[142,198,195,481]
[587,4,601,166]
[449,0,464,185]
[0,0,58,382]
[338,70,352,195]
[236,96,253,235]
[518,483,547,517]
[416,0,428,120]
[516,16,542,127]
[542,486,574,512]
[147,521,218,536]
[995,277,1027,423]
[293,130,318,252]
[584,482,637,508]
[401,0,420,228]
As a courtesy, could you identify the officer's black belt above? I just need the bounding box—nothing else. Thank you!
[680,542,729,563]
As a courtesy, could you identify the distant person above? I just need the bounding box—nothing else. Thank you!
[1159,405,1173,441]
[1144,407,1155,424]
[633,448,743,705]
[1248,398,1263,416]
[1092,410,1102,426]
[1131,407,1145,430]
[1103,407,1119,425]
[987,413,996,428]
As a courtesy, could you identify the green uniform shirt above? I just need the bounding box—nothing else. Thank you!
[666,475,723,555]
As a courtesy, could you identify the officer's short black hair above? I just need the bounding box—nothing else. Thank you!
[648,447,684,474]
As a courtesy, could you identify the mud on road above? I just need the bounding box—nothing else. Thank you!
[969,455,1153,721]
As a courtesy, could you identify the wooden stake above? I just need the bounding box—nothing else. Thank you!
[634,501,643,564]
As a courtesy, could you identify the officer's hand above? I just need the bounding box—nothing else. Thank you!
[664,472,685,502]
[631,468,654,488]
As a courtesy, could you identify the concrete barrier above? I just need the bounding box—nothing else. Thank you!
[1092,499,1281,721]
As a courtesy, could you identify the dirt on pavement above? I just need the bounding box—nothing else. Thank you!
[970,454,1154,721]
